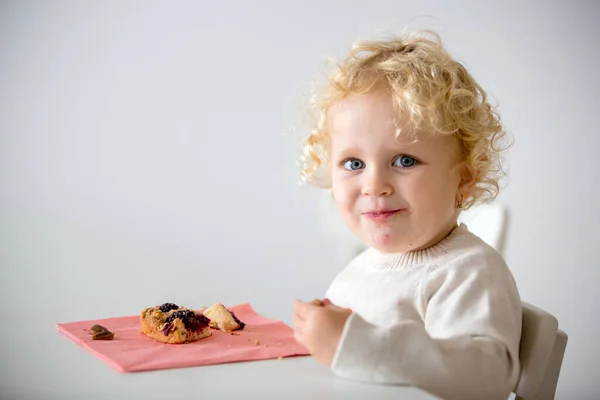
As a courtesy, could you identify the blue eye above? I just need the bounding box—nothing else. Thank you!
[343,159,365,171]
[393,155,417,168]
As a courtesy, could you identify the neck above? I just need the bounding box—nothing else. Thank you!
[409,220,459,253]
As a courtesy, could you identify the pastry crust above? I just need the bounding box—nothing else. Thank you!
[140,305,211,344]
[203,303,245,333]
[89,324,115,340]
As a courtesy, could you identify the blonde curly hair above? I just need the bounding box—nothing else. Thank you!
[299,31,510,209]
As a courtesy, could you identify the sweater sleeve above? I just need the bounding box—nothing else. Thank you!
[330,257,522,400]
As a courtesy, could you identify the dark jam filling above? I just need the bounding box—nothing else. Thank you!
[162,310,211,336]
[230,311,245,330]
[159,303,179,312]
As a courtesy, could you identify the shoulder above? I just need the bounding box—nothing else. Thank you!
[427,224,518,290]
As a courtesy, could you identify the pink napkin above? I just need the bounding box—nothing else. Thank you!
[56,303,310,373]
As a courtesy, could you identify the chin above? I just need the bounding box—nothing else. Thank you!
[366,234,412,254]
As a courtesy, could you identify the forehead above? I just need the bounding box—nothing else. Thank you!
[327,90,395,136]
[327,91,452,151]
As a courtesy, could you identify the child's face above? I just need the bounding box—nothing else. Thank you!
[328,90,463,253]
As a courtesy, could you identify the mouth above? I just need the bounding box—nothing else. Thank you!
[362,209,406,221]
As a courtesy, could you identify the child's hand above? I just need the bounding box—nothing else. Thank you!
[292,299,352,367]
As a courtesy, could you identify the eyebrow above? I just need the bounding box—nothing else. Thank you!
[332,146,365,160]
[334,140,423,156]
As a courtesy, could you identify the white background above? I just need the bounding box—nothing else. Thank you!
[1,1,598,398]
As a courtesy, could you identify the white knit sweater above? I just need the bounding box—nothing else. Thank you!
[325,224,522,400]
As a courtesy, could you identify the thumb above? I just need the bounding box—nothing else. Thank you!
[322,298,353,313]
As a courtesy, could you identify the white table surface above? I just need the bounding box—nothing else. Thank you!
[2,326,440,400]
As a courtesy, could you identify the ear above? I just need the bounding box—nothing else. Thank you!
[457,163,478,199]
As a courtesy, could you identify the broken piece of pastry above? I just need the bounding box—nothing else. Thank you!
[203,303,245,332]
[89,324,115,340]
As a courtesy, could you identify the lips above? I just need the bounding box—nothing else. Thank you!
[362,209,405,221]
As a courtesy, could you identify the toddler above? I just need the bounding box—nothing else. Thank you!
[292,31,522,400]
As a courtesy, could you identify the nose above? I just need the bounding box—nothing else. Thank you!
[361,170,394,197]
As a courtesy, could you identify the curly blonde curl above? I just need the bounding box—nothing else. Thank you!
[299,31,511,209]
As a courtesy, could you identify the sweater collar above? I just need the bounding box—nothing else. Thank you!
[366,224,470,270]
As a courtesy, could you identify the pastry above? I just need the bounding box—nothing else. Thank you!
[140,302,211,344]
[89,324,115,340]
[203,303,245,333]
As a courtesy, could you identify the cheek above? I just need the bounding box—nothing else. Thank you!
[332,180,359,217]
[405,175,455,212]
[331,173,350,199]
[332,188,353,212]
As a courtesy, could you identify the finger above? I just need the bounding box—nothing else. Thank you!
[294,300,307,321]
[292,313,305,343]
[310,298,324,306]
[293,313,305,325]
[294,299,317,318]
[324,304,353,314]
[294,330,305,346]
[324,302,344,311]
[292,312,304,331]
[293,306,306,322]
[321,298,353,313]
